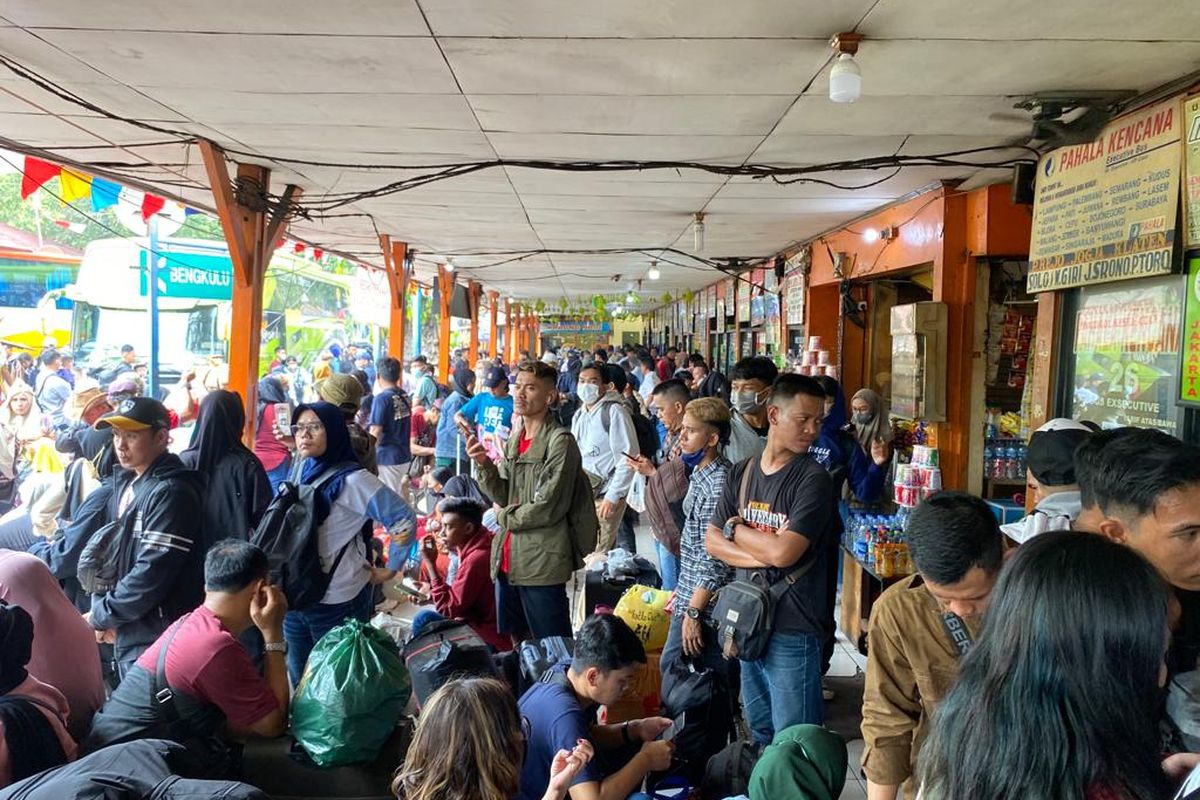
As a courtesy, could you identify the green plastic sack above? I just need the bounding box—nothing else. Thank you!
[290,619,411,767]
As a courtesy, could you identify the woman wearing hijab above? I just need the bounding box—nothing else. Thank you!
[253,376,292,492]
[180,391,272,550]
[283,402,417,684]
[435,365,475,475]
[0,602,76,787]
[0,551,103,741]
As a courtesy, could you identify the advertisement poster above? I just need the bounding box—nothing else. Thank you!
[750,293,765,327]
[1071,276,1183,433]
[784,272,806,326]
[736,279,749,324]
[1182,256,1200,406]
[1028,97,1181,292]
[1185,97,1200,250]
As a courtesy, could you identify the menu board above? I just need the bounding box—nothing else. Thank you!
[1182,257,1200,407]
[1071,276,1183,433]
[1185,96,1200,250]
[1028,97,1181,293]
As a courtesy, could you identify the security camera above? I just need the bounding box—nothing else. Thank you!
[856,300,868,312]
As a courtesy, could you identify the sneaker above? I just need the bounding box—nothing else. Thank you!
[822,680,835,702]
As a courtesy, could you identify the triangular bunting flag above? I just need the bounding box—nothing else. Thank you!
[90,177,121,211]
[20,157,61,199]
[293,242,305,254]
[141,193,165,221]
[183,207,200,216]
[59,168,92,203]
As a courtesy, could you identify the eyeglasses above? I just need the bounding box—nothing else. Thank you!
[290,423,325,436]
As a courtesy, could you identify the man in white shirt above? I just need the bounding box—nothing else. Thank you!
[571,364,639,554]
[636,354,660,412]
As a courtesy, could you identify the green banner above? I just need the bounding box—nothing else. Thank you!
[1182,256,1200,406]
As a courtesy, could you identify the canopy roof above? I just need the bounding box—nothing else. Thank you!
[1,1,1197,301]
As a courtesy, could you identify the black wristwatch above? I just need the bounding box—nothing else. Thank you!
[685,607,702,621]
[723,516,740,541]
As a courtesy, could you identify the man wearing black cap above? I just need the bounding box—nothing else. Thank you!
[1000,419,1090,545]
[83,397,206,680]
[455,366,514,463]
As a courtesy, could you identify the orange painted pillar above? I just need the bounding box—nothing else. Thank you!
[933,190,975,493]
[381,236,410,361]
[467,280,482,366]
[487,290,499,362]
[435,265,455,384]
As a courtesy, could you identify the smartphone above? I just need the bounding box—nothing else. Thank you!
[658,712,685,742]
[457,418,475,440]
[273,403,291,436]
[622,451,636,460]
[393,580,424,599]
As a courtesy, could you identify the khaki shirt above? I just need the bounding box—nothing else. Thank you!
[861,573,983,798]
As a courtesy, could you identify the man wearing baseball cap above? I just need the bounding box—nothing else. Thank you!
[84,396,206,680]
[1000,418,1091,545]
[455,366,514,463]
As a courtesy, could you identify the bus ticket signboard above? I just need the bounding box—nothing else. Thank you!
[1182,257,1200,407]
[1184,96,1200,251]
[1028,97,1181,293]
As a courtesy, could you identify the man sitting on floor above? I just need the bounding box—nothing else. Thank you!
[518,614,674,800]
[83,540,289,760]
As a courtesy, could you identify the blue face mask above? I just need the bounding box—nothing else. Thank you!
[680,448,707,468]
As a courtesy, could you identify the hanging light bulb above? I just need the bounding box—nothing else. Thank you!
[626,291,636,304]
[693,212,706,254]
[647,261,660,281]
[862,227,880,244]
[828,33,864,104]
[444,257,456,274]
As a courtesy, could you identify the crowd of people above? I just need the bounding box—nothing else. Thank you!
[0,334,1195,800]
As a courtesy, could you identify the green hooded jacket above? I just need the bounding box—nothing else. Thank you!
[477,416,597,586]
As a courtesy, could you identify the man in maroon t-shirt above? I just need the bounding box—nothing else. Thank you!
[83,540,289,753]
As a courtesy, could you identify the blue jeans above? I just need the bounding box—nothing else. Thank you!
[264,456,292,495]
[495,573,571,640]
[654,540,680,591]
[283,583,374,686]
[740,630,823,745]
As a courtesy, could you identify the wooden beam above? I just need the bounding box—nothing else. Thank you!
[435,265,455,384]
[504,299,513,365]
[263,184,301,264]
[487,290,499,363]
[198,140,254,287]
[466,280,482,366]
[201,145,271,446]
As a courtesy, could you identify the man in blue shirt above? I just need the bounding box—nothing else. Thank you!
[455,366,514,463]
[369,356,413,498]
[518,614,674,800]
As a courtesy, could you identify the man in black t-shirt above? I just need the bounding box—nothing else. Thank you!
[706,373,834,745]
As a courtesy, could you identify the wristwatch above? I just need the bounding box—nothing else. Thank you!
[264,641,288,654]
[723,516,740,541]
[685,606,702,621]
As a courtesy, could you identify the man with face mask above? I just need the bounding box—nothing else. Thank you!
[725,356,777,465]
[571,364,639,553]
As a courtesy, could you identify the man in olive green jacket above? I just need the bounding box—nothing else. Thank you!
[469,360,597,643]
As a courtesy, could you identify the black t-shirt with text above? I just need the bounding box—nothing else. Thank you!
[711,454,834,637]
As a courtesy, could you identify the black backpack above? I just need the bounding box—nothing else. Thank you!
[661,658,736,785]
[701,740,760,800]
[249,463,357,610]
[600,401,660,462]
[402,619,499,710]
